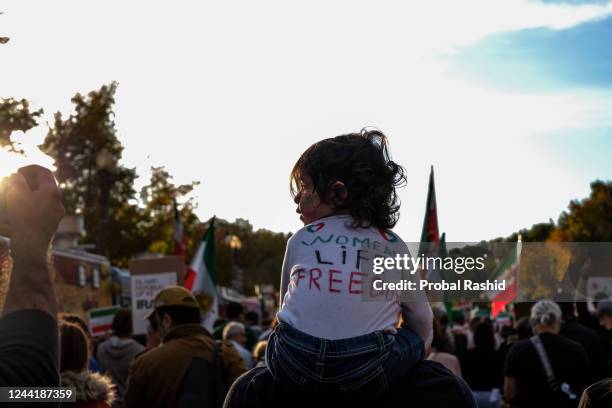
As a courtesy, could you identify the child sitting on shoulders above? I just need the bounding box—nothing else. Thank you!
[267,128,433,402]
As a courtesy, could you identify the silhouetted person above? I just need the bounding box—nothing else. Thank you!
[60,322,115,408]
[558,302,609,381]
[124,287,246,408]
[97,309,144,406]
[578,378,612,408]
[504,300,589,408]
[460,321,503,407]
[0,166,65,387]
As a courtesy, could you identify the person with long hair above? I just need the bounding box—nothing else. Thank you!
[60,322,115,408]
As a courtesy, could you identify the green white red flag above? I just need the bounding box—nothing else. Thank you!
[184,217,218,331]
[489,236,522,317]
[420,166,440,245]
[89,306,120,337]
[173,199,186,257]
[418,166,441,280]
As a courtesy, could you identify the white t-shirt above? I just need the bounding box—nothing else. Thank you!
[277,214,432,341]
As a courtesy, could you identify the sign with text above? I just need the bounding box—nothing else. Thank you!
[129,256,184,335]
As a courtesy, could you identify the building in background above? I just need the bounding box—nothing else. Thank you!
[53,215,112,317]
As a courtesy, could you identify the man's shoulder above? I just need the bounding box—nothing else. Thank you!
[131,344,162,371]
[507,338,532,356]
[132,337,194,366]
[379,360,475,407]
[554,332,588,356]
[561,321,601,345]
[225,360,476,408]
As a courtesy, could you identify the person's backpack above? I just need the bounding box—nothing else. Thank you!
[176,340,226,408]
[530,335,578,408]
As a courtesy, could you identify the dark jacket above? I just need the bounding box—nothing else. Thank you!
[225,361,477,408]
[97,336,144,405]
[61,370,115,408]
[124,324,247,408]
[561,319,610,381]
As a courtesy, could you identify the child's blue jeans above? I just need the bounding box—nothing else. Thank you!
[265,322,424,402]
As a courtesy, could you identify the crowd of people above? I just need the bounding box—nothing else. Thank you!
[428,300,612,408]
[1,132,612,408]
[48,296,610,408]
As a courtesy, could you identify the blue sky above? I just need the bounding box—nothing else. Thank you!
[449,13,612,91]
[1,0,611,242]
[446,2,612,218]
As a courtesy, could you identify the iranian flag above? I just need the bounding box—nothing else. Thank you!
[420,166,440,245]
[418,167,454,322]
[89,306,120,337]
[173,199,186,257]
[489,236,522,318]
[184,217,218,331]
[418,166,440,280]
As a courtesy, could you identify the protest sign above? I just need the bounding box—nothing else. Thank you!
[129,256,185,335]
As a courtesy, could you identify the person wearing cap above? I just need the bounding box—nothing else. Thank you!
[124,286,247,408]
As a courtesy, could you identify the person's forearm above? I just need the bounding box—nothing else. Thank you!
[401,301,434,348]
[2,251,56,318]
[279,269,288,307]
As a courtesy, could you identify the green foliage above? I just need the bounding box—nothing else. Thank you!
[0,98,42,154]
[40,83,143,263]
[40,83,131,211]
[555,180,612,242]
[207,218,290,294]
[500,180,612,243]
[140,166,200,258]
[39,83,207,267]
[1,12,9,45]
[505,222,556,243]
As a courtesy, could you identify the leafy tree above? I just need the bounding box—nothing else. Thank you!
[504,221,556,243]
[551,180,612,242]
[0,98,42,154]
[206,217,289,294]
[40,82,141,263]
[1,12,9,44]
[140,166,200,257]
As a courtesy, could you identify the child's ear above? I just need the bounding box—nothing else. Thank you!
[329,181,348,206]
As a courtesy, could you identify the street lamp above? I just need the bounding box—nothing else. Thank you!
[96,148,116,257]
[225,234,243,294]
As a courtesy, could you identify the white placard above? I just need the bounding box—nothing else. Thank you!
[586,277,612,302]
[130,272,177,335]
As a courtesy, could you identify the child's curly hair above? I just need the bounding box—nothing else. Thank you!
[290,128,406,229]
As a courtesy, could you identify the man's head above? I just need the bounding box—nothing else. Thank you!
[245,310,260,327]
[597,300,612,330]
[226,302,245,322]
[145,313,161,349]
[112,308,133,338]
[146,286,201,339]
[557,301,575,320]
[530,300,562,335]
[223,321,247,346]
